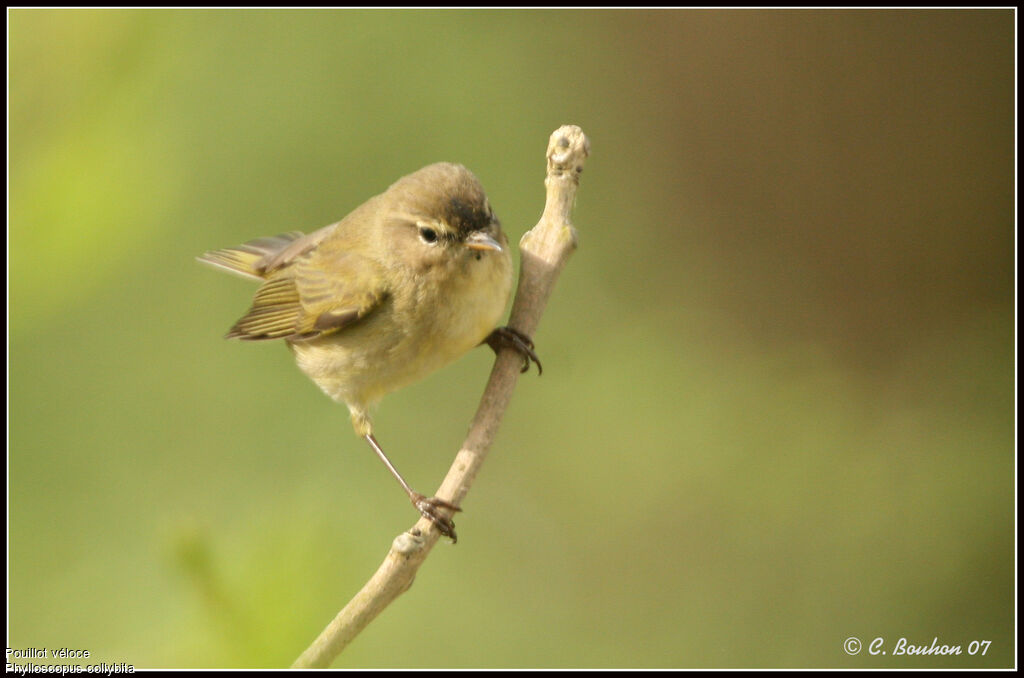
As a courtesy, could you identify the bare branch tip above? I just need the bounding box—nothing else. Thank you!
[546,125,590,176]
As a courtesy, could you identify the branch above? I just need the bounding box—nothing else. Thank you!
[291,125,590,669]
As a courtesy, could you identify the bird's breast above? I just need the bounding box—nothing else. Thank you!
[290,250,512,409]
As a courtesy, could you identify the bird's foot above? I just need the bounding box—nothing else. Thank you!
[485,326,542,375]
[410,493,462,543]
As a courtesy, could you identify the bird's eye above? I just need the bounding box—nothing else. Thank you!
[419,227,439,244]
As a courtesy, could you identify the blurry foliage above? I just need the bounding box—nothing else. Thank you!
[8,8,1014,668]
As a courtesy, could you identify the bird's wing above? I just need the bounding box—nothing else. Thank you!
[225,251,387,341]
[256,222,339,274]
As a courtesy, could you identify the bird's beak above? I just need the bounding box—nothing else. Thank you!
[464,231,504,252]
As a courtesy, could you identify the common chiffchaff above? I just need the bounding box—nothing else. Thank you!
[198,163,538,540]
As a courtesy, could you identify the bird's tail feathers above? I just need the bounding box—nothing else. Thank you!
[196,231,307,281]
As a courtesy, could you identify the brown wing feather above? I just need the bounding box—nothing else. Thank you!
[225,275,303,340]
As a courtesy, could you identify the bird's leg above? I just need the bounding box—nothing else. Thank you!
[484,326,542,375]
[363,433,461,542]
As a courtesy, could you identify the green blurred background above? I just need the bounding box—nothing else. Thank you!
[8,8,1014,669]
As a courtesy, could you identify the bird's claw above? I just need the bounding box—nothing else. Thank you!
[485,326,542,375]
[410,493,461,543]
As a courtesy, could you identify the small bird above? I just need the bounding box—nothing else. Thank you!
[198,163,539,541]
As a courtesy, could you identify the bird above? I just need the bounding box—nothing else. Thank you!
[198,162,539,541]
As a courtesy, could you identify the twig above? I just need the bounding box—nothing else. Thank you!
[291,125,590,669]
